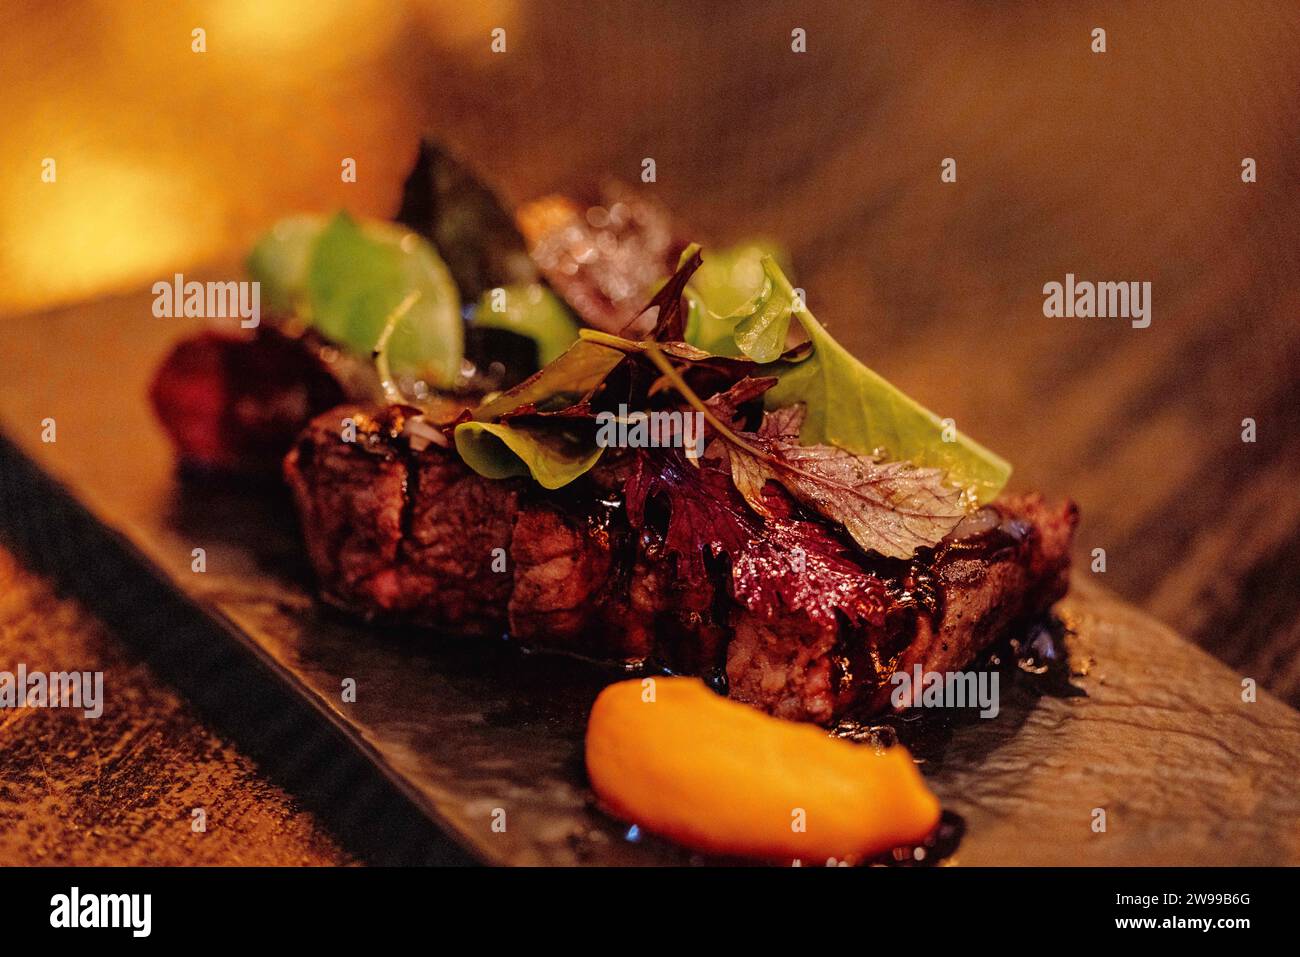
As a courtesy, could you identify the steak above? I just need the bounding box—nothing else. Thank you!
[284,404,520,634]
[285,403,1078,724]
[149,326,375,475]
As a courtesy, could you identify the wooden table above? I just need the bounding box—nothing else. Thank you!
[0,545,353,865]
[1,1,1297,863]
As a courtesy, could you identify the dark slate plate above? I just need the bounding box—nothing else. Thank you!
[2,280,1298,865]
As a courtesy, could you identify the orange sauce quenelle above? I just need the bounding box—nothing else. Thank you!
[585,677,942,863]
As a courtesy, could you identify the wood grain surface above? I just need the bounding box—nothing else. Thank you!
[0,545,353,865]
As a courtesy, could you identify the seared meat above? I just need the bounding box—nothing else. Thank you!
[149,326,379,475]
[725,615,845,723]
[285,404,1077,723]
[862,495,1075,714]
[508,501,629,654]
[727,494,1077,723]
[285,405,520,636]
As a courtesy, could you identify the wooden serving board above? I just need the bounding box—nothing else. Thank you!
[1,282,1297,865]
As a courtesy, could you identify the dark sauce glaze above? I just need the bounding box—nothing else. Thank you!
[878,505,1035,624]
[834,614,1083,757]
[866,810,967,867]
[831,614,1084,865]
[825,504,1039,709]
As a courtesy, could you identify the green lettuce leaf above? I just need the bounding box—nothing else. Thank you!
[248,211,463,387]
[687,240,785,314]
[472,337,625,421]
[760,259,1011,503]
[453,420,604,489]
[246,214,321,314]
[684,242,792,360]
[473,283,580,366]
[729,260,801,362]
[457,336,623,487]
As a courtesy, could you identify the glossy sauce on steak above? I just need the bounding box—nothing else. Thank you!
[285,403,1078,724]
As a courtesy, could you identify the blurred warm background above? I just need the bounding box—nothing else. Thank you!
[0,0,508,312]
[2,0,1299,700]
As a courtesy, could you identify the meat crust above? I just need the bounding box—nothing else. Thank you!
[285,404,1078,723]
[285,405,520,635]
[149,327,386,475]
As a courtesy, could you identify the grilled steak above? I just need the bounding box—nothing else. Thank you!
[149,324,501,476]
[285,403,1078,723]
[149,326,363,475]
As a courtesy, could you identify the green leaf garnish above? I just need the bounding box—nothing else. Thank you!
[247,214,321,314]
[442,239,1009,506]
[687,240,785,315]
[371,289,424,406]
[759,259,1011,504]
[248,212,463,388]
[454,421,604,489]
[454,329,644,488]
[452,336,624,488]
[307,213,462,387]
[729,260,801,363]
[684,242,792,360]
[683,294,740,357]
[472,338,625,422]
[473,284,580,366]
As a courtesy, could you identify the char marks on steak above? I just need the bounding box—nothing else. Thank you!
[285,404,520,635]
[285,404,1078,724]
